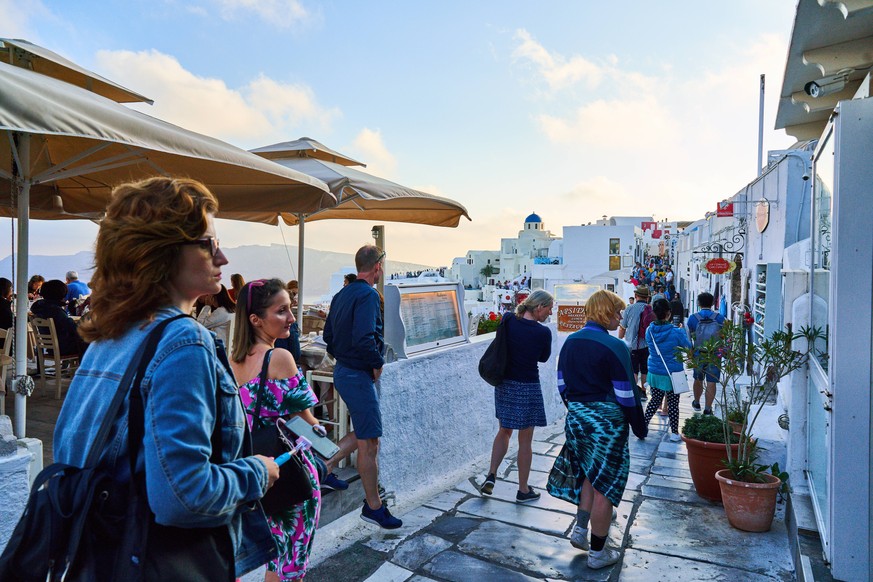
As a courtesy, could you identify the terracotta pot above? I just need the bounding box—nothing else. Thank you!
[681,435,740,502]
[728,420,745,436]
[715,469,781,532]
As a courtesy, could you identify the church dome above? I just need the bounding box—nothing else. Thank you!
[524,212,542,223]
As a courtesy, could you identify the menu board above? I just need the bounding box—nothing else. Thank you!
[398,289,462,347]
[557,305,587,332]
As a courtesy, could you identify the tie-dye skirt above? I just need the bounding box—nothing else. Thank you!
[547,401,629,507]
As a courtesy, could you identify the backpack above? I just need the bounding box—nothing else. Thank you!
[692,312,722,350]
[637,304,654,342]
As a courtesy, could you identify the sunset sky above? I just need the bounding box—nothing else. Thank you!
[1,0,798,268]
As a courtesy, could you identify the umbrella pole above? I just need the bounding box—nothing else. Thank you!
[297,214,305,326]
[13,134,31,438]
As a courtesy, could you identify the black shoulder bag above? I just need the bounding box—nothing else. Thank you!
[247,349,314,514]
[0,314,241,582]
[478,313,513,387]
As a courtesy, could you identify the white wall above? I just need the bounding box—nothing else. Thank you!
[561,224,637,280]
[377,323,565,503]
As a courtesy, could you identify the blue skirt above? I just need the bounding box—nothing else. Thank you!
[494,380,546,429]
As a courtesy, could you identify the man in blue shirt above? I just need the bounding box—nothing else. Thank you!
[324,245,401,529]
[686,292,726,415]
[64,270,89,313]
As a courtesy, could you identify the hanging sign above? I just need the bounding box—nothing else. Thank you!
[717,201,734,217]
[705,258,735,274]
[756,200,770,233]
[557,305,586,332]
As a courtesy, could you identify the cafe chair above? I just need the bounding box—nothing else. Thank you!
[30,317,80,399]
[0,327,12,415]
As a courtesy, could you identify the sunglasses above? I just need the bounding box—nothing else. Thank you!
[246,279,267,313]
[181,237,220,257]
[377,251,386,264]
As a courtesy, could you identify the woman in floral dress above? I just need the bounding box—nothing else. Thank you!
[231,278,324,581]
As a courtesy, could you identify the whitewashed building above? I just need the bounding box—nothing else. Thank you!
[449,250,500,289]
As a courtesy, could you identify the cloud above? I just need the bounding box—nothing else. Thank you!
[512,29,602,92]
[210,0,310,28]
[536,96,679,149]
[0,0,52,38]
[94,49,339,146]
[350,128,398,177]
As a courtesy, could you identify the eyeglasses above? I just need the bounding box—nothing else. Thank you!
[181,237,220,257]
[246,279,267,313]
[377,251,386,264]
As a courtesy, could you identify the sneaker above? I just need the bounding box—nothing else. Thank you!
[691,400,701,411]
[587,547,620,570]
[570,525,589,551]
[361,502,402,529]
[703,408,713,416]
[657,410,669,417]
[516,487,541,503]
[669,433,682,443]
[321,472,349,491]
[480,473,496,496]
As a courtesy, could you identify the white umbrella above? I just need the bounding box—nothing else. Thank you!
[250,138,471,322]
[0,62,334,436]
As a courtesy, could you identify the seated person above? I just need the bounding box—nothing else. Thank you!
[196,285,235,344]
[0,277,13,331]
[30,279,88,357]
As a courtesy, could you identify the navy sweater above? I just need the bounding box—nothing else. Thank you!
[504,314,551,383]
[324,279,384,372]
[557,322,647,439]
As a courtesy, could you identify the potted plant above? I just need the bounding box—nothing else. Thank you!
[679,322,820,531]
[680,414,739,502]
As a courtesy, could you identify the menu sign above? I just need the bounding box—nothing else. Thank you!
[399,290,462,347]
[557,305,587,332]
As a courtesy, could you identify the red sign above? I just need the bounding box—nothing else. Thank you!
[717,201,734,217]
[641,221,657,232]
[557,305,586,332]
[651,229,662,239]
[705,258,733,274]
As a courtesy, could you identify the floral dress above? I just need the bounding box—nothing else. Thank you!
[239,370,321,581]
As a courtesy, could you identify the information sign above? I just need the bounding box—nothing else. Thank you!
[705,258,735,274]
[557,305,587,332]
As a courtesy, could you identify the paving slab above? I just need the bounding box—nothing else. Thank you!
[456,496,574,536]
[629,457,654,473]
[363,506,443,553]
[627,438,660,461]
[624,470,647,492]
[363,561,413,582]
[531,440,554,455]
[457,520,610,581]
[645,475,695,491]
[651,456,689,469]
[307,543,389,582]
[407,576,439,582]
[392,533,453,571]
[422,550,540,581]
[424,515,483,543]
[628,498,794,579]
[640,482,709,504]
[530,452,558,473]
[503,468,550,489]
[454,477,577,516]
[549,433,566,445]
[620,548,785,581]
[423,489,469,512]
[649,464,692,480]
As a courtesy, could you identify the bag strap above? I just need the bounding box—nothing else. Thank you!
[252,348,274,421]
[83,314,189,469]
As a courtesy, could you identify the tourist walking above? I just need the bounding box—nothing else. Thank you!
[323,245,402,529]
[479,290,554,503]
[618,285,653,398]
[687,292,726,415]
[548,290,647,570]
[644,299,692,441]
[231,278,326,581]
[54,177,278,580]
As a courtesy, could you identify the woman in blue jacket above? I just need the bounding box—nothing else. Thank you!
[54,178,279,580]
[644,298,692,442]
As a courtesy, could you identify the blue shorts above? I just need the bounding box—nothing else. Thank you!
[693,364,720,383]
[334,361,382,439]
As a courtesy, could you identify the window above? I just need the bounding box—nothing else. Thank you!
[609,238,620,255]
[609,256,621,270]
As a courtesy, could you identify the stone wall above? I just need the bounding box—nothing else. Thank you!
[377,323,565,504]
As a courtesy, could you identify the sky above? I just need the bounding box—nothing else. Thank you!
[1,0,800,271]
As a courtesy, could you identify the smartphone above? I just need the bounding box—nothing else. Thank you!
[279,416,340,460]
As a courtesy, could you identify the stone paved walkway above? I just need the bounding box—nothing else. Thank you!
[306,398,795,581]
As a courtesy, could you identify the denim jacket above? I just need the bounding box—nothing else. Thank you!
[54,307,275,576]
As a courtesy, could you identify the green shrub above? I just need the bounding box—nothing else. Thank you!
[682,415,738,444]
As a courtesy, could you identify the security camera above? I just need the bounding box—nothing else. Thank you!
[802,173,810,181]
[804,75,847,98]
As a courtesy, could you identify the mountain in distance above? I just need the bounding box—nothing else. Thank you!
[0,244,432,300]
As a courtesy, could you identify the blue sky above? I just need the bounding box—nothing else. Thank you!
[1,0,799,268]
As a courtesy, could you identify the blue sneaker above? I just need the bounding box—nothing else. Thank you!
[321,473,349,491]
[361,502,402,529]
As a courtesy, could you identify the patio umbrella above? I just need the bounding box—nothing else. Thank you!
[250,139,471,322]
[0,61,334,436]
